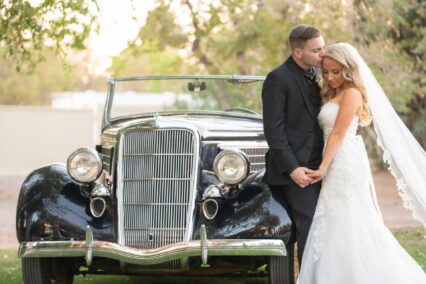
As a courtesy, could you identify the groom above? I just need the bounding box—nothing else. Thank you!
[262,24,325,265]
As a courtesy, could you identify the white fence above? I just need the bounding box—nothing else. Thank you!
[0,105,97,175]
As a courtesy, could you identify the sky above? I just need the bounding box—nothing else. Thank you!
[87,0,157,75]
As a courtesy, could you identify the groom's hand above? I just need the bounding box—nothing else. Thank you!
[308,166,326,184]
[290,167,314,188]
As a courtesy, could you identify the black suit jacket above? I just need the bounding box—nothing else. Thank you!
[262,56,324,185]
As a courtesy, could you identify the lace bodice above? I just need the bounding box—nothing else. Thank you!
[318,102,359,139]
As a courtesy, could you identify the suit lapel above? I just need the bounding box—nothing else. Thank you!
[283,56,318,122]
[293,72,316,121]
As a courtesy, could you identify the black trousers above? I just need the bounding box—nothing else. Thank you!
[270,182,321,266]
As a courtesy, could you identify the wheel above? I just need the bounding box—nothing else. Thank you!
[268,245,295,284]
[22,257,74,284]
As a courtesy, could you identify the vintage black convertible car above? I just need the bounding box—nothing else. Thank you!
[16,76,295,283]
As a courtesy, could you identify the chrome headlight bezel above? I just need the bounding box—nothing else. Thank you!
[213,149,249,185]
[202,185,222,200]
[67,147,103,183]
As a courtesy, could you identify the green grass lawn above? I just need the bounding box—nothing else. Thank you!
[392,227,426,271]
[2,227,425,283]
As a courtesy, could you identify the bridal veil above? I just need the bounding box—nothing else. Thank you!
[339,43,426,228]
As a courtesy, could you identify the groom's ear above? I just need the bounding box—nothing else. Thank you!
[293,47,303,59]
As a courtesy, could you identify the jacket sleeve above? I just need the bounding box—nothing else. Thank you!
[262,71,299,175]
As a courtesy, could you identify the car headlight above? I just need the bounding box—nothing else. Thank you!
[213,149,249,184]
[67,147,102,183]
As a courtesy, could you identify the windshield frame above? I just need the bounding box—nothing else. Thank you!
[102,75,266,129]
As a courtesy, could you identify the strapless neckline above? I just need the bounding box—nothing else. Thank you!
[322,102,360,119]
[318,102,359,139]
[324,102,339,108]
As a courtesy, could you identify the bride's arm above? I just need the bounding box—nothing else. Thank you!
[309,89,363,184]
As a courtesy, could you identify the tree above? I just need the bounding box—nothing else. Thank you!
[0,0,99,72]
[389,0,425,147]
[112,0,424,165]
[116,0,354,110]
[0,47,81,105]
[112,0,424,136]
[350,0,425,148]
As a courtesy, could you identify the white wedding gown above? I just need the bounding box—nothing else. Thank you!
[298,102,426,284]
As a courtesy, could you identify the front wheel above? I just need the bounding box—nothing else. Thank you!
[22,257,74,284]
[268,245,295,284]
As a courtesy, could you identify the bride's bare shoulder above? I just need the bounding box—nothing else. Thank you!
[341,88,363,105]
[343,87,362,96]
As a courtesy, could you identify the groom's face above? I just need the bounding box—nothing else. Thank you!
[297,36,325,68]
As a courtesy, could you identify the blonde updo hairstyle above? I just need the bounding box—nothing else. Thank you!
[319,43,371,126]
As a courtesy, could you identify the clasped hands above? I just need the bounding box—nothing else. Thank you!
[290,166,326,188]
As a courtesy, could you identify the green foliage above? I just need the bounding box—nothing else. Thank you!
[109,48,184,78]
[115,0,422,115]
[0,48,81,105]
[113,0,305,110]
[108,0,425,165]
[390,0,425,60]
[0,0,99,72]
[350,0,425,150]
[136,1,187,51]
[388,0,425,147]
[3,0,419,147]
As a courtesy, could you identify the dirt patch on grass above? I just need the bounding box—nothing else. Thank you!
[373,171,422,228]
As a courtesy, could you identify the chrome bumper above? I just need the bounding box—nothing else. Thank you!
[18,225,286,266]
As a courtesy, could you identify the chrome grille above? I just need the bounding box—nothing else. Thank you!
[118,128,197,253]
[240,147,268,173]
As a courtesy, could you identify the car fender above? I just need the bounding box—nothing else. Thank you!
[16,164,115,243]
[194,171,293,244]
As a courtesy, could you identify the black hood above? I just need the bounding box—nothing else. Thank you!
[105,112,265,141]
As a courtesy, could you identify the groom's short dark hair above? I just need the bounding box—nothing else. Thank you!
[289,24,321,50]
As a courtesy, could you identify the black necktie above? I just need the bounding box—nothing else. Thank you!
[304,68,316,81]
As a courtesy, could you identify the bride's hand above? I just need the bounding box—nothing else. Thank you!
[308,166,326,184]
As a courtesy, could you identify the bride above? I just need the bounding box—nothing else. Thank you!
[297,43,426,283]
